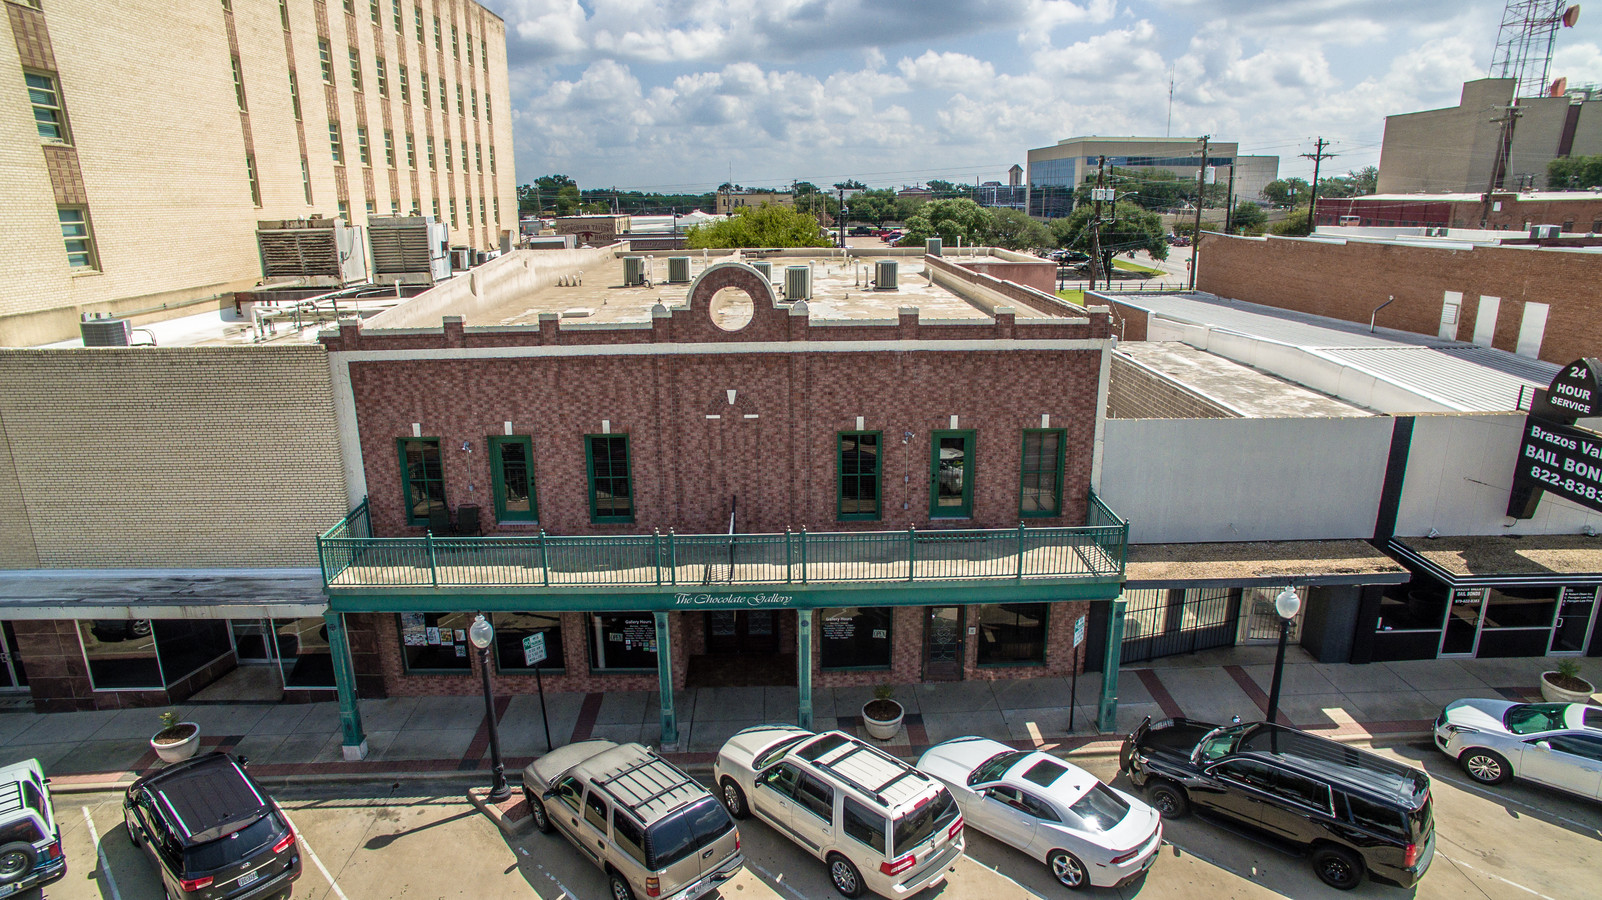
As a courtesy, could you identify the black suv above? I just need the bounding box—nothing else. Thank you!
[124,753,302,899]
[1120,718,1433,891]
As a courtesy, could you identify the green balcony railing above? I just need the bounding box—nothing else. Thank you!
[317,493,1127,591]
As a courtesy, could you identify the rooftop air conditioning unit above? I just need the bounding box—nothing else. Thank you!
[875,260,899,291]
[624,256,647,286]
[785,265,811,301]
[256,218,368,284]
[751,261,773,282]
[926,238,943,256]
[667,256,690,283]
[79,314,131,346]
[1530,224,1562,239]
[368,216,451,283]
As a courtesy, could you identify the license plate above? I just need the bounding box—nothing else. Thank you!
[238,870,260,888]
[0,881,16,897]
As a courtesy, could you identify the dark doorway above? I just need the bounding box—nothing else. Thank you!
[688,610,793,687]
[924,606,965,681]
[705,610,779,655]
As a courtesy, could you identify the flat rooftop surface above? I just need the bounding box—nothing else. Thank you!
[1126,540,1411,587]
[1391,534,1602,579]
[1117,342,1369,418]
[36,295,406,349]
[473,251,1054,327]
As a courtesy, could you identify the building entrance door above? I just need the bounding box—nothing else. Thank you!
[0,623,27,692]
[1549,587,1599,655]
[230,619,278,664]
[1440,588,1486,657]
[924,607,964,681]
[704,611,779,656]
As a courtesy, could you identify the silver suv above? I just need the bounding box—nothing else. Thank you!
[523,741,743,900]
[714,727,965,898]
[0,759,66,896]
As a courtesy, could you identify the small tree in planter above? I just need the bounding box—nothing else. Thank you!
[862,684,904,741]
[151,710,201,764]
[1541,660,1596,704]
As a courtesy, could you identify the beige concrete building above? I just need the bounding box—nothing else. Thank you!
[713,189,793,214]
[1377,78,1602,195]
[0,0,516,347]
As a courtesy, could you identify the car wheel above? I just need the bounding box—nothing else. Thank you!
[1048,850,1090,890]
[827,853,866,898]
[125,809,142,848]
[608,870,636,900]
[1145,780,1191,818]
[0,842,37,885]
[720,778,749,819]
[524,787,552,833]
[1311,844,1364,890]
[1460,748,1512,785]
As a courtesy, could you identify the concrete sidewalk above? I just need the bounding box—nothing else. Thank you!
[7,651,1599,790]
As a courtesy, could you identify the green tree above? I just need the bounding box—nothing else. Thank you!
[555,184,582,216]
[896,198,995,247]
[1262,178,1309,207]
[847,189,897,225]
[1271,208,1313,236]
[892,194,926,223]
[684,203,830,249]
[986,208,1052,251]
[1051,201,1167,277]
[1348,166,1378,195]
[1229,202,1267,235]
[833,179,867,190]
[1548,155,1602,189]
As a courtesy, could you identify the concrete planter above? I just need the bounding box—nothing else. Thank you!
[1540,672,1595,704]
[861,700,904,741]
[151,724,200,764]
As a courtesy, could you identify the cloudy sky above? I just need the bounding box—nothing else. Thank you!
[484,0,1602,193]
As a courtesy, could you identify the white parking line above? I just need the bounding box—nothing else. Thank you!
[751,863,809,900]
[276,808,349,900]
[1437,852,1559,900]
[530,861,581,900]
[81,806,122,900]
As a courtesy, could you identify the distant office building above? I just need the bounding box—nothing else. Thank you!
[714,190,794,214]
[1378,78,1602,195]
[976,165,1027,210]
[1231,156,1281,204]
[1026,136,1243,218]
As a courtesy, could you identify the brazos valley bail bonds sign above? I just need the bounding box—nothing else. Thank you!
[1509,358,1602,518]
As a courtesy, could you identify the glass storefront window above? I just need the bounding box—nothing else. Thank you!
[398,612,476,671]
[153,620,232,684]
[1375,582,1449,632]
[589,614,656,671]
[1482,587,1559,629]
[975,603,1048,666]
[493,612,564,673]
[819,608,891,669]
[79,619,161,689]
[275,618,334,688]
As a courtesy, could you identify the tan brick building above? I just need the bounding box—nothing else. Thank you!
[0,0,516,347]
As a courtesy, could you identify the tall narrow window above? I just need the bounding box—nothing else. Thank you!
[481,39,488,70]
[485,91,492,124]
[466,32,473,66]
[366,199,376,215]
[279,0,290,29]
[493,197,499,223]
[246,154,261,206]
[288,68,302,120]
[398,438,445,525]
[930,431,974,518]
[26,72,68,142]
[426,136,435,169]
[490,436,536,522]
[471,88,478,119]
[432,198,441,221]
[438,77,446,110]
[421,75,430,108]
[318,40,333,83]
[434,16,442,52]
[479,197,485,224]
[58,207,96,269]
[414,5,423,42]
[342,0,353,14]
[444,137,452,171]
[837,432,881,520]
[489,146,495,174]
[586,435,634,523]
[474,142,481,172]
[398,65,409,102]
[230,56,247,110]
[348,47,362,90]
[456,84,463,116]
[356,125,370,165]
[1019,429,1065,517]
[392,0,402,31]
[375,57,388,97]
[301,156,313,204]
[383,129,395,167]
[369,0,380,25]
[460,142,468,170]
[328,120,343,163]
[451,24,459,58]
[405,132,415,168]
[338,199,349,219]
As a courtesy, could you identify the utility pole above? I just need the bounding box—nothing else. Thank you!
[1089,156,1107,292]
[1189,135,1208,290]
[1224,163,1237,234]
[838,185,846,249]
[1300,138,1335,233]
[1478,105,1523,227]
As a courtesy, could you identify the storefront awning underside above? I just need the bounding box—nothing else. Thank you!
[1389,535,1602,587]
[1124,541,1411,589]
[0,569,329,620]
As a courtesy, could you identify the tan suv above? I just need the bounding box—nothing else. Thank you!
[523,741,744,900]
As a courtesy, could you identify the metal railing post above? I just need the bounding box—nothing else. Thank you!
[426,531,440,587]
[907,525,916,582]
[669,529,678,585]
[785,528,793,583]
[800,527,808,584]
[1017,522,1026,580]
[654,528,663,586]
[539,529,550,587]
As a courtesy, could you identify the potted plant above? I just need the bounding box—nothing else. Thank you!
[861,684,904,741]
[150,710,200,764]
[1540,660,1596,704]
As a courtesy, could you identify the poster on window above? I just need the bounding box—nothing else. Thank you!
[426,627,442,645]
[401,614,427,647]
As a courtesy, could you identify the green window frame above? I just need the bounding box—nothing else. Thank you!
[27,71,68,143]
[1019,429,1066,518]
[396,437,445,526]
[837,431,882,521]
[929,430,975,518]
[489,435,537,522]
[585,435,634,523]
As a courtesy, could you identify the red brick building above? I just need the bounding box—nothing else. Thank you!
[1315,192,1602,231]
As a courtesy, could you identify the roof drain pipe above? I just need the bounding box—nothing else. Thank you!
[1369,294,1395,333]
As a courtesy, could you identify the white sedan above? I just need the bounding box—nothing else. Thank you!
[917,737,1162,890]
[1434,699,1602,799]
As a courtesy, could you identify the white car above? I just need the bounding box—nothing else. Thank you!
[1434,699,1602,799]
[917,737,1162,890]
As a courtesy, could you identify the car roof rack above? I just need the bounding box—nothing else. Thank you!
[593,750,704,822]
[804,735,926,807]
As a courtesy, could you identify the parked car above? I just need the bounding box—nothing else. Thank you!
[1434,699,1602,798]
[123,752,301,900]
[850,226,876,236]
[917,737,1161,890]
[1121,717,1433,891]
[522,741,743,900]
[0,759,67,896]
[714,726,963,898]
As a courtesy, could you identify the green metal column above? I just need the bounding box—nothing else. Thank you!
[654,611,678,747]
[1096,597,1127,734]
[797,611,814,730]
[324,611,368,759]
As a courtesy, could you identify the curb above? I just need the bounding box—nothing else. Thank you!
[468,785,534,837]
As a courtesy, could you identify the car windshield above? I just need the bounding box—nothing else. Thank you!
[967,750,1028,786]
[754,735,809,770]
[1063,783,1129,834]
[1197,724,1248,763]
[646,798,734,870]
[1504,703,1569,735]
[892,789,959,855]
[184,813,279,873]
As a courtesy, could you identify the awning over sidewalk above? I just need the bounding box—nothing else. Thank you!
[1124,540,1411,589]
[0,569,328,620]
[1388,534,1602,587]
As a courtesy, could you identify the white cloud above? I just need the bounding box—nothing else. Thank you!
[897,51,996,89]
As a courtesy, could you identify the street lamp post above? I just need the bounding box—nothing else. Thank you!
[468,614,511,803]
[1264,587,1302,726]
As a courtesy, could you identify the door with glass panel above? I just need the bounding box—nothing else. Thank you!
[924,606,964,681]
[230,619,277,664]
[1439,588,1485,657]
[1549,587,1598,655]
[0,623,26,692]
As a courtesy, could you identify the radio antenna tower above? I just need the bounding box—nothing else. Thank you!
[1489,1,1581,99]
